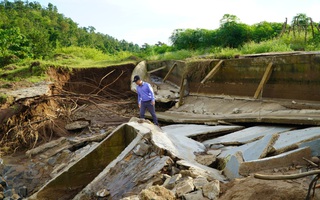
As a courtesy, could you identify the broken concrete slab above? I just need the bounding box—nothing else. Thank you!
[203,125,293,147]
[239,146,312,176]
[72,118,227,199]
[272,126,320,154]
[152,128,206,161]
[242,133,279,161]
[176,160,226,182]
[222,133,279,180]
[29,121,143,200]
[162,124,243,138]
[298,138,320,156]
[223,151,244,180]
[218,133,278,161]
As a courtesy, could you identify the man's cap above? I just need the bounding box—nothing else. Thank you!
[133,75,141,82]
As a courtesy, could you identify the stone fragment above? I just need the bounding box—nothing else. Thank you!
[183,190,204,200]
[207,149,221,157]
[193,175,209,189]
[170,166,180,176]
[163,174,182,189]
[203,180,220,200]
[120,195,140,200]
[133,141,150,157]
[195,154,216,166]
[19,186,28,198]
[65,120,90,130]
[139,185,175,200]
[96,189,110,197]
[175,176,194,197]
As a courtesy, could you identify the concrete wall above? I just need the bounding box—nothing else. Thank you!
[147,52,320,102]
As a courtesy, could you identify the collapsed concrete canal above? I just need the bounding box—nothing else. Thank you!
[0,51,320,200]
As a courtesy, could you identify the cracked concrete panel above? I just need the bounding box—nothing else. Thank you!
[239,147,312,176]
[298,138,320,156]
[223,151,244,180]
[273,126,320,154]
[242,133,279,161]
[162,124,243,138]
[217,133,278,161]
[203,126,293,146]
[152,129,206,161]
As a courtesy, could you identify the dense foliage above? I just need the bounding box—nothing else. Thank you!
[169,13,320,51]
[1,1,320,68]
[0,0,140,62]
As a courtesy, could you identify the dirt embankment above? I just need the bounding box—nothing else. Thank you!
[0,64,138,155]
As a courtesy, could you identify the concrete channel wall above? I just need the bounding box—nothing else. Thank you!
[28,124,137,200]
[147,52,320,102]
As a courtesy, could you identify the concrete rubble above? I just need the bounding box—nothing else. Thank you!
[18,118,318,199]
[203,125,320,180]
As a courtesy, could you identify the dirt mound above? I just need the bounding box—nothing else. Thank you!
[219,173,310,200]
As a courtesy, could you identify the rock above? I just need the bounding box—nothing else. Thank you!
[96,189,110,197]
[193,175,209,189]
[183,190,204,200]
[232,108,241,114]
[65,120,90,130]
[163,174,181,189]
[170,166,180,176]
[133,141,150,157]
[18,186,27,198]
[120,195,140,200]
[207,149,221,157]
[47,157,57,166]
[3,189,13,198]
[175,176,194,197]
[311,156,320,165]
[195,154,216,166]
[139,185,175,200]
[11,193,21,200]
[203,180,220,200]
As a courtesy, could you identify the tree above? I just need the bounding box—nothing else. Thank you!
[220,14,240,27]
[216,21,251,48]
[252,21,283,42]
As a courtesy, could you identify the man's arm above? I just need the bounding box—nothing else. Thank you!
[147,83,156,105]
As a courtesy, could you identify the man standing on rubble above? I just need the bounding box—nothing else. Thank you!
[133,75,159,126]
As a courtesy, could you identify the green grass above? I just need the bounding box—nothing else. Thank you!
[1,33,320,85]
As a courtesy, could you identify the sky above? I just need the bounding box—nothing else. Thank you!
[35,0,320,46]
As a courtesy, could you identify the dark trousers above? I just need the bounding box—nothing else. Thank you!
[140,100,159,125]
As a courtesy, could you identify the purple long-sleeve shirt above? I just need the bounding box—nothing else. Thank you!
[136,82,155,105]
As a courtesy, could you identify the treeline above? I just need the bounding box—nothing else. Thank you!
[0,0,140,65]
[169,14,320,50]
[1,1,320,67]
